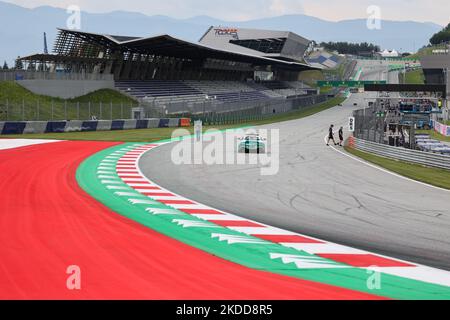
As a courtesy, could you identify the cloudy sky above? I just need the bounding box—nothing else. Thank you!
[3,0,449,25]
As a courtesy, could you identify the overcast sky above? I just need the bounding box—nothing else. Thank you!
[3,0,449,25]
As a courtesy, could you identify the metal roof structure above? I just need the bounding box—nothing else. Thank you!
[49,28,316,71]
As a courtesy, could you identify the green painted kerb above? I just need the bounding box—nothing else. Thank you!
[76,142,450,300]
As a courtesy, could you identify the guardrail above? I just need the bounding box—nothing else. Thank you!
[348,136,450,170]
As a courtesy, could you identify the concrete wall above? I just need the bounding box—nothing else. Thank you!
[17,79,115,99]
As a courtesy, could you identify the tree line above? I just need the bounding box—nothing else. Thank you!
[430,23,450,45]
[1,57,24,70]
[319,41,380,55]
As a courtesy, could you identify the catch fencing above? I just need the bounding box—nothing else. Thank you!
[0,100,138,122]
[0,70,114,81]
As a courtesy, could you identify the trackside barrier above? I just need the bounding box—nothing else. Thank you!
[180,118,191,127]
[349,137,450,170]
[0,118,190,135]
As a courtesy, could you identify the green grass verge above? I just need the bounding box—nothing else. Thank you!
[0,81,138,121]
[3,96,346,142]
[405,46,441,60]
[298,70,324,87]
[345,146,450,190]
[399,69,425,84]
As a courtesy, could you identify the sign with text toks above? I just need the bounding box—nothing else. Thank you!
[214,28,239,40]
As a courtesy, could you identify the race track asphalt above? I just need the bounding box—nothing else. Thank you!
[140,60,450,271]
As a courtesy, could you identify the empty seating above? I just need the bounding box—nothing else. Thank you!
[115,79,315,105]
[115,80,202,99]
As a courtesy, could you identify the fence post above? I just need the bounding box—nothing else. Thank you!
[6,99,9,121]
[121,103,123,119]
[37,100,39,121]
[64,100,67,120]
[110,101,113,120]
[100,102,102,120]
[22,98,25,121]
[77,102,80,120]
[88,102,91,120]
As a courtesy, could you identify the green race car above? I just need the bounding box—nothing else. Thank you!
[238,134,266,154]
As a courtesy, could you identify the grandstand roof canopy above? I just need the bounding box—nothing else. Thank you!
[21,28,316,71]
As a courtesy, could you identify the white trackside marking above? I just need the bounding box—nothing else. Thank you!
[165,203,211,210]
[379,266,450,287]
[114,192,140,197]
[228,226,295,235]
[0,139,61,150]
[145,208,181,215]
[147,195,178,201]
[173,219,220,228]
[283,243,368,255]
[193,214,248,221]
[138,189,171,194]
[127,183,155,187]
[135,188,162,193]
[106,186,129,190]
[270,253,349,269]
[128,199,159,205]
[211,234,269,245]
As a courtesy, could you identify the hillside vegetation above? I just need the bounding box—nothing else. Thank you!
[399,69,425,84]
[0,81,138,121]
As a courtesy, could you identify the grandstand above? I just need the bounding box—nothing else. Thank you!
[306,50,342,69]
[11,27,331,117]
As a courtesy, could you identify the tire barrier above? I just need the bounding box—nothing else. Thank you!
[0,118,191,135]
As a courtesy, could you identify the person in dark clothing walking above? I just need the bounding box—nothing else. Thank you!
[338,127,344,146]
[327,125,337,146]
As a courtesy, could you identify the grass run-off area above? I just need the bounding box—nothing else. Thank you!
[2,96,346,142]
[345,146,450,190]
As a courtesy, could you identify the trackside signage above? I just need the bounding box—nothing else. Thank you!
[349,117,355,132]
[214,28,239,40]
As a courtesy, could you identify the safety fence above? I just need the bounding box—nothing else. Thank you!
[352,107,386,144]
[179,95,330,126]
[0,100,138,122]
[0,118,190,135]
[348,136,450,170]
[142,94,330,120]
[0,70,114,81]
[1,92,334,123]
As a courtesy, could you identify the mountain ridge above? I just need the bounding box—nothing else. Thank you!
[0,1,442,65]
